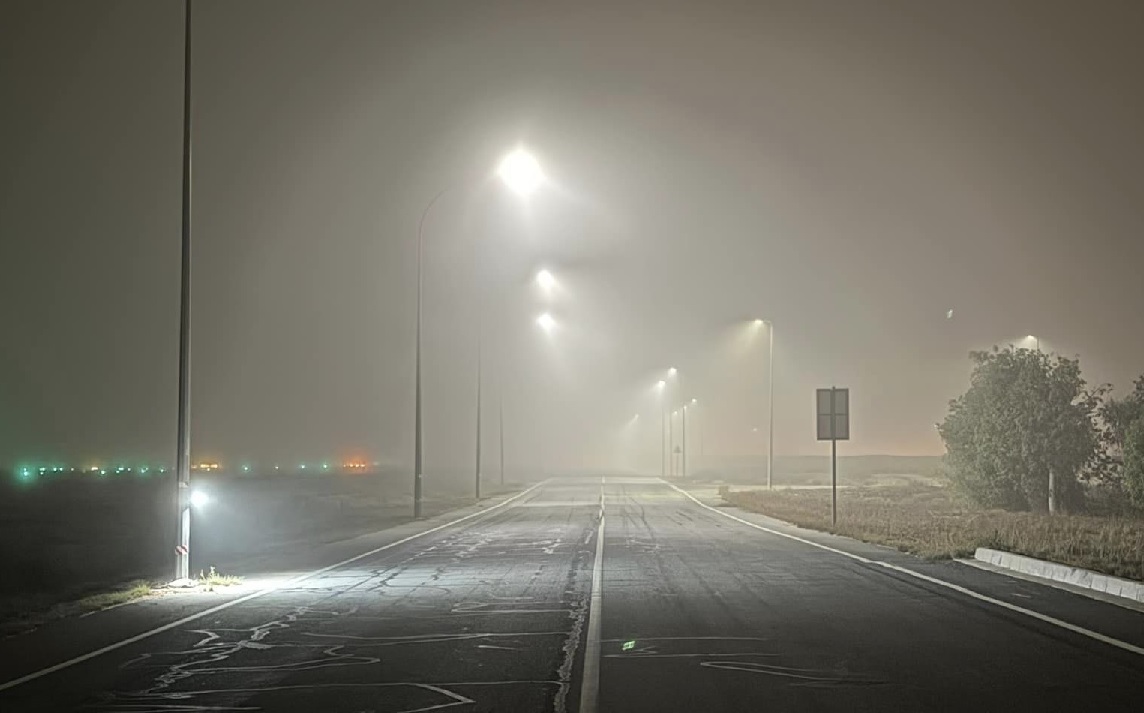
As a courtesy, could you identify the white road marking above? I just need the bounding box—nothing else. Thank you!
[578,476,606,713]
[663,480,1144,658]
[0,482,546,693]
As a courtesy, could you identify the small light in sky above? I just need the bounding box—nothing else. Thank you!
[946,309,954,319]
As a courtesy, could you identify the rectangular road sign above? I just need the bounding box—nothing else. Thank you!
[816,387,850,441]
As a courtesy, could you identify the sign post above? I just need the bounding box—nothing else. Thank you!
[816,387,850,526]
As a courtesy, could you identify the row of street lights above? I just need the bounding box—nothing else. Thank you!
[414,146,557,517]
[170,0,560,581]
[642,318,775,486]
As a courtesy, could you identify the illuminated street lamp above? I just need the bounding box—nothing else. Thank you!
[536,268,556,292]
[497,148,544,197]
[415,147,545,515]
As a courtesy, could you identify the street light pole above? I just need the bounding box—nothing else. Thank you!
[173,0,194,583]
[475,326,482,500]
[414,148,542,517]
[656,382,666,478]
[661,408,666,478]
[415,188,451,519]
[681,404,688,479]
[668,368,672,480]
[499,396,505,486]
[766,320,774,490]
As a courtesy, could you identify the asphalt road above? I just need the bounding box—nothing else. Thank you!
[2,475,1143,712]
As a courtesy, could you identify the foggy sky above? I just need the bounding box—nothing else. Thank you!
[3,0,1144,471]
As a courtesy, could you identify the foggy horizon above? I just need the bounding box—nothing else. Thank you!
[4,0,1144,470]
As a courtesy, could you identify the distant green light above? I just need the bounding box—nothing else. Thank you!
[622,640,636,651]
[299,464,307,470]
[99,469,107,476]
[242,465,250,472]
[322,463,330,470]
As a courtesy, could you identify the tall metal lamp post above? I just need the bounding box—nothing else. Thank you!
[413,149,543,515]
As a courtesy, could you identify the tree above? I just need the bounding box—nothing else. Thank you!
[938,347,1104,512]
[1096,376,1144,480]
[1123,418,1144,509]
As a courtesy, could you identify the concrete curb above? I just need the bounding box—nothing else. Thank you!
[974,547,1144,604]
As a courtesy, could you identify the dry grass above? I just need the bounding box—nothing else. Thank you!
[198,566,243,590]
[72,580,155,611]
[722,484,1144,581]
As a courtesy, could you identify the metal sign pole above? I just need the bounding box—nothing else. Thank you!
[817,386,847,529]
[831,387,837,527]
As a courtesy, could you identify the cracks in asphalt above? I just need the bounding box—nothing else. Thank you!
[551,515,598,713]
[81,484,601,713]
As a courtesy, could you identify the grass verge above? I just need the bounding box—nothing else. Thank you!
[720,484,1144,582]
[0,579,159,637]
[198,566,243,590]
[72,580,155,611]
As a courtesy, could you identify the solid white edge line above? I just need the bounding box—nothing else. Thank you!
[0,481,547,693]
[578,476,606,713]
[662,479,1144,658]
